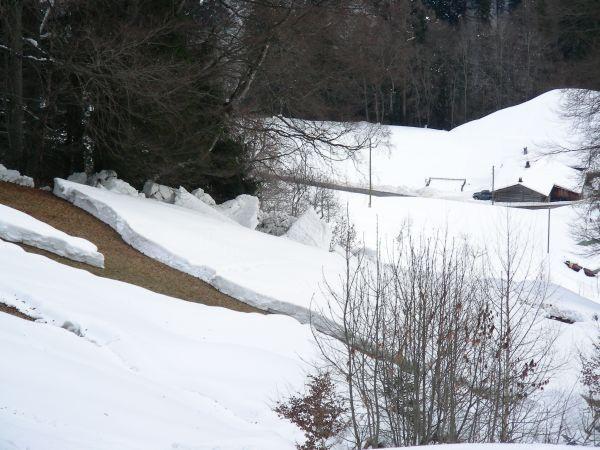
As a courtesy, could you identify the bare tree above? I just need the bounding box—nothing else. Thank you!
[312,220,560,448]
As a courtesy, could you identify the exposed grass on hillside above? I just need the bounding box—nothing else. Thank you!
[0,181,260,314]
[0,303,34,321]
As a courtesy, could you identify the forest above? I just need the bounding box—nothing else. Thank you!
[1,0,599,200]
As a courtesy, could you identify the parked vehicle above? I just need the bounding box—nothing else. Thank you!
[472,190,492,200]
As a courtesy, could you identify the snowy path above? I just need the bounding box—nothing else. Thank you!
[0,203,104,267]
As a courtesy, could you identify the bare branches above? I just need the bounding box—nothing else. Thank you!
[312,220,561,447]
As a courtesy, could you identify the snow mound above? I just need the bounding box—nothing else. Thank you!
[173,187,234,223]
[285,207,331,250]
[0,203,104,268]
[88,170,118,187]
[67,172,88,184]
[67,170,139,196]
[101,177,139,196]
[143,180,176,203]
[216,194,261,229]
[191,187,216,206]
[0,163,34,187]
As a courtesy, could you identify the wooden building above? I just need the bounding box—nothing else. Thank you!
[493,182,581,203]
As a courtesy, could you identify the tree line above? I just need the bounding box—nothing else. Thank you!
[1,0,599,200]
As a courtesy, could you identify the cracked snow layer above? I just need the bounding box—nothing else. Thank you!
[0,203,104,268]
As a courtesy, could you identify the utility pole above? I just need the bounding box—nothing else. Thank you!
[491,165,495,205]
[547,208,551,254]
[368,137,372,208]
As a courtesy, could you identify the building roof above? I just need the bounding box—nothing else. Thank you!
[494,157,582,196]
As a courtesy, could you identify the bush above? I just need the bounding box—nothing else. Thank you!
[275,372,347,450]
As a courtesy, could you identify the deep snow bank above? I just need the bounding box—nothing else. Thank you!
[0,239,318,450]
[0,203,104,267]
[54,178,345,323]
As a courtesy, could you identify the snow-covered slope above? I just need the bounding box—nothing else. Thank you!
[0,203,104,267]
[0,240,317,450]
[337,191,600,303]
[292,90,584,199]
[54,179,344,323]
[55,175,600,319]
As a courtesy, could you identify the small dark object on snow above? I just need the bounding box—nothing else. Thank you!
[473,190,492,200]
[548,315,575,324]
[584,268,597,278]
[525,161,531,168]
[565,260,582,272]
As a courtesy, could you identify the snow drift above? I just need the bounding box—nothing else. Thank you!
[0,203,104,268]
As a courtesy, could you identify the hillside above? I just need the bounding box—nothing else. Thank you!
[289,90,584,200]
[2,89,600,449]
[0,181,256,313]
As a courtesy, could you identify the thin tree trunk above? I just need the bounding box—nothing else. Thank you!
[5,0,25,170]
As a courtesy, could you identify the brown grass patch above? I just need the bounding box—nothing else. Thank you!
[0,181,260,314]
[0,303,35,321]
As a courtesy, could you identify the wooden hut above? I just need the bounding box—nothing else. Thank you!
[493,181,581,203]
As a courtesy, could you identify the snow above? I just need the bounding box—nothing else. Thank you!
[281,89,584,200]
[0,203,104,268]
[386,445,584,450]
[0,239,318,450]
[88,169,119,187]
[0,163,34,188]
[334,191,600,303]
[54,178,345,324]
[191,187,216,206]
[54,172,600,324]
[173,186,234,223]
[2,227,593,449]
[68,170,139,197]
[285,207,332,250]
[216,194,261,230]
[142,180,177,203]
[67,171,88,184]
[101,177,139,197]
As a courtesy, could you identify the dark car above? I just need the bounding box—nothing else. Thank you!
[472,190,492,201]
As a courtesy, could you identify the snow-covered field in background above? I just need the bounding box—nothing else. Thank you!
[54,178,344,324]
[387,445,586,450]
[337,192,600,303]
[0,239,318,450]
[0,203,104,267]
[287,90,584,199]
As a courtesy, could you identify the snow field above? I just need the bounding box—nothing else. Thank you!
[281,90,584,200]
[0,240,319,450]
